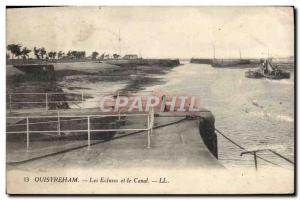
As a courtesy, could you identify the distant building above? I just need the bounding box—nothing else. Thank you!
[123,54,138,59]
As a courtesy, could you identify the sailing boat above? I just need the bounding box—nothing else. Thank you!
[211,48,250,68]
[261,59,290,79]
[245,59,290,79]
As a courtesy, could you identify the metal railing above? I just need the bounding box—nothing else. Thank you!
[240,149,294,170]
[7,91,154,112]
[215,128,294,170]
[7,111,155,151]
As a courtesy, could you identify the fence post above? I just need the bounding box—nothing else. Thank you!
[9,94,12,113]
[150,106,154,136]
[117,91,120,120]
[241,151,259,171]
[26,117,29,152]
[254,152,258,171]
[160,95,166,112]
[57,111,61,136]
[45,93,48,111]
[81,91,84,108]
[87,116,91,150]
[147,112,151,148]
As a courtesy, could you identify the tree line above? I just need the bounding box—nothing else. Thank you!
[6,44,121,60]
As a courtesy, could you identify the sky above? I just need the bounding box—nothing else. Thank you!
[6,6,294,59]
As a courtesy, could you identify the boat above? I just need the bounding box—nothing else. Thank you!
[262,60,290,79]
[245,70,263,79]
[211,59,251,68]
[245,59,290,80]
[210,48,252,68]
[190,58,212,64]
[263,70,290,79]
[106,58,180,67]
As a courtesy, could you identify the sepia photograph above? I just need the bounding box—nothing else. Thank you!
[5,6,295,194]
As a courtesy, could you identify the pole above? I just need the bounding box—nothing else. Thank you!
[26,117,29,151]
[118,29,122,56]
[241,151,259,171]
[150,106,154,136]
[81,91,84,108]
[117,91,120,120]
[147,113,151,148]
[87,116,91,150]
[45,93,48,111]
[9,94,12,113]
[254,152,258,171]
[57,111,61,136]
[160,95,166,112]
[213,45,216,59]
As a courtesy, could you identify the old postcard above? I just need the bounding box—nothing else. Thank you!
[6,6,294,194]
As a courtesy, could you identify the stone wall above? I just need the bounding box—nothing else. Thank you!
[198,111,218,159]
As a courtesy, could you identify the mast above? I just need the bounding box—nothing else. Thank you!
[213,45,216,59]
[118,29,122,56]
[239,49,242,59]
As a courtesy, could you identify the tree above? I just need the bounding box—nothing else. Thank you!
[6,53,10,60]
[33,47,40,59]
[33,47,47,60]
[72,51,85,59]
[80,51,86,59]
[40,47,47,59]
[104,54,110,59]
[99,53,105,60]
[7,44,22,59]
[71,51,78,59]
[65,50,87,59]
[113,54,120,59]
[57,51,64,59]
[20,47,31,59]
[67,51,72,58]
[48,51,57,60]
[48,52,53,59]
[53,52,57,59]
[91,51,99,60]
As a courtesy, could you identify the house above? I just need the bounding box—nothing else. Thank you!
[123,54,138,59]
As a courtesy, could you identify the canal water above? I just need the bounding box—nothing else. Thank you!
[55,61,294,169]
[143,61,294,169]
